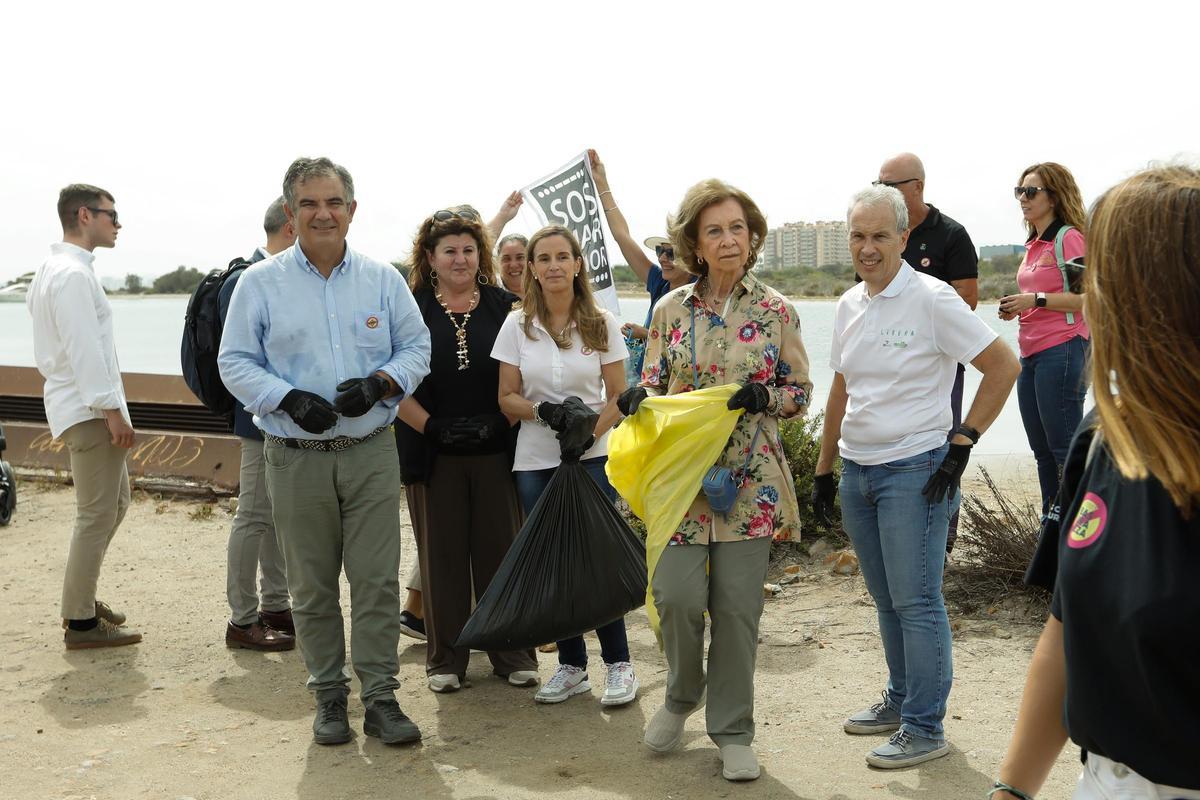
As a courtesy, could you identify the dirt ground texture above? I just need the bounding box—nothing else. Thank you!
[0,471,1081,800]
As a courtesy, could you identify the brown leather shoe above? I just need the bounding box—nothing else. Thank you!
[226,621,294,652]
[258,608,295,635]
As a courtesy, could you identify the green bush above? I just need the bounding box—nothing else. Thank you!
[778,412,845,542]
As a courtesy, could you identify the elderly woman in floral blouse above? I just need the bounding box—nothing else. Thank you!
[617,179,812,782]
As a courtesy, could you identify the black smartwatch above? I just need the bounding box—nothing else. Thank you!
[1035,292,1047,308]
[955,424,981,445]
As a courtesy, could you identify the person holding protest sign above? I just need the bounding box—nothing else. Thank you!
[620,179,811,781]
[394,208,538,693]
[589,149,695,378]
[497,233,529,300]
[493,225,639,707]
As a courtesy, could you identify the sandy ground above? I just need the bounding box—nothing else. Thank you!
[0,470,1081,800]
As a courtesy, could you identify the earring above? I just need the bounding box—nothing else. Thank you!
[697,255,705,265]
[477,271,488,286]
[430,269,439,290]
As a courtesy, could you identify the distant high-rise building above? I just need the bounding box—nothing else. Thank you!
[761,220,851,270]
[979,244,1025,259]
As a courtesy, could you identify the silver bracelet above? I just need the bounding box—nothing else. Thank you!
[603,205,618,213]
[531,401,548,427]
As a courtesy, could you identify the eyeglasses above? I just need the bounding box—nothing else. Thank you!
[86,207,119,225]
[1013,186,1049,200]
[655,245,675,260]
[432,209,478,223]
[872,178,919,188]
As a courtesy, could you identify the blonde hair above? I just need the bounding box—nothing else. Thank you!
[1086,164,1200,515]
[1019,162,1087,238]
[667,179,768,276]
[521,225,609,352]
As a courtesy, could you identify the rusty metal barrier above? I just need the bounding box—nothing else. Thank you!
[0,366,240,490]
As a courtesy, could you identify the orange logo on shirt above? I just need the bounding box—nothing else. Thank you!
[365,316,379,329]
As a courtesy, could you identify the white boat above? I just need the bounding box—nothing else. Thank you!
[0,282,29,303]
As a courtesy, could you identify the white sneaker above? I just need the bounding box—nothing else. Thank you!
[428,674,461,693]
[600,661,639,707]
[534,665,590,704]
[506,670,540,687]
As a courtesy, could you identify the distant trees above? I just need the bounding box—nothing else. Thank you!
[123,273,144,294]
[151,266,206,294]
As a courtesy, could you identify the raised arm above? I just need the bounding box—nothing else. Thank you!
[589,149,656,283]
[487,191,523,242]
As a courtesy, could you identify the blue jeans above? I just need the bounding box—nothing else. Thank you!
[1017,336,1089,518]
[840,445,956,740]
[513,456,631,669]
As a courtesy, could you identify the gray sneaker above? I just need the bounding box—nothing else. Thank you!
[63,619,142,650]
[843,691,901,734]
[866,730,949,769]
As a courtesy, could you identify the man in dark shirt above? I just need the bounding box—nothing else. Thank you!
[877,153,979,553]
[218,196,296,652]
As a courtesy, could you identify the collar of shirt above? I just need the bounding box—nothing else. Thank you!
[910,204,942,235]
[49,241,95,266]
[293,240,352,277]
[519,311,576,336]
[681,269,760,307]
[854,261,914,302]
[1028,217,1067,244]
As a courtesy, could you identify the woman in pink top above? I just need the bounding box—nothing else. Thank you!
[998,162,1089,520]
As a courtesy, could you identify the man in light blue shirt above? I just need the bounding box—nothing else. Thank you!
[219,156,430,747]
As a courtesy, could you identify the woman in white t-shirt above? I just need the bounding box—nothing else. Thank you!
[493,225,639,708]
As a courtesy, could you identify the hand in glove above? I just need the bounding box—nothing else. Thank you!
[448,413,509,446]
[536,401,567,432]
[921,442,972,503]
[279,389,339,434]
[334,373,393,417]
[557,400,600,463]
[812,472,837,527]
[423,417,460,446]
[617,386,647,417]
[726,382,771,413]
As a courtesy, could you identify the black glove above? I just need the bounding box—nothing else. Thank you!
[922,442,972,503]
[279,389,338,434]
[423,417,458,446]
[617,386,647,417]
[556,397,600,462]
[537,401,567,432]
[812,472,837,527]
[727,382,770,413]
[447,413,509,447]
[333,374,392,417]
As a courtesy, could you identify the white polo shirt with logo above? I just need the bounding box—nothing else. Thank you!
[830,261,996,465]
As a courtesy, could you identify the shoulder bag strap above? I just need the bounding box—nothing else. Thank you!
[1053,225,1076,325]
[689,301,700,389]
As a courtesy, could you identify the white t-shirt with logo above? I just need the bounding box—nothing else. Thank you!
[491,309,628,471]
[830,262,997,465]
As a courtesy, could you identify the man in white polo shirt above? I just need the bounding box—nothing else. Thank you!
[813,185,1019,768]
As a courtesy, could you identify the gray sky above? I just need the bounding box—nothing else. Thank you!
[2,1,1195,284]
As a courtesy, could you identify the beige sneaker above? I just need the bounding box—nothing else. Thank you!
[61,600,127,630]
[64,619,142,650]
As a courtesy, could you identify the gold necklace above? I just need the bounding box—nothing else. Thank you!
[436,287,479,370]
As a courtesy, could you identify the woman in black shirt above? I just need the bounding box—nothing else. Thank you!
[394,208,537,693]
[993,166,1200,799]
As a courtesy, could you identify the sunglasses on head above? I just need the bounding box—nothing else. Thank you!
[655,245,675,260]
[86,207,119,225]
[432,208,479,223]
[1013,186,1049,200]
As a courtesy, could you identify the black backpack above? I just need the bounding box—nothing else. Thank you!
[180,257,252,415]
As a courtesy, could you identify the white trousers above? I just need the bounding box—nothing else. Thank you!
[1073,754,1200,799]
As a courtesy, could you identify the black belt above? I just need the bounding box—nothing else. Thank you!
[263,425,389,452]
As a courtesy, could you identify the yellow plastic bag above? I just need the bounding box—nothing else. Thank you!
[606,384,742,645]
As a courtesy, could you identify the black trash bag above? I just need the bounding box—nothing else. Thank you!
[456,460,647,652]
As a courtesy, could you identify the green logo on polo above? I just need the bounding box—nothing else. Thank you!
[881,327,916,348]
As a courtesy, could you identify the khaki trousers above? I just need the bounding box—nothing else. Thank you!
[406,453,536,678]
[227,437,289,626]
[59,419,131,620]
[265,432,402,702]
[652,536,771,747]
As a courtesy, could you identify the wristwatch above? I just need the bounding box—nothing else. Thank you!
[1035,292,1047,308]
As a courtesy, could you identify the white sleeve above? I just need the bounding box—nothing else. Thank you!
[930,284,997,364]
[828,298,845,371]
[600,311,629,365]
[489,311,523,366]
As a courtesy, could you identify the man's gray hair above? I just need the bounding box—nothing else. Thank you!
[263,196,288,235]
[282,157,355,210]
[847,185,909,233]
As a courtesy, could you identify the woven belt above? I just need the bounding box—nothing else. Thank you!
[263,425,389,452]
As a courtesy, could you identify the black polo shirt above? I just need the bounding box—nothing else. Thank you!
[903,204,977,285]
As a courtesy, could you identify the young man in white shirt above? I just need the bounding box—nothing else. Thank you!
[813,185,1019,768]
[26,184,141,650]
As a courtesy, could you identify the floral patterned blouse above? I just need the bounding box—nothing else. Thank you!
[640,270,813,545]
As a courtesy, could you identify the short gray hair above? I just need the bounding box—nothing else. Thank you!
[282,157,355,210]
[263,196,288,235]
[847,185,908,232]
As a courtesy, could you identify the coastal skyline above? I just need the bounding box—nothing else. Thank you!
[1,1,1195,284]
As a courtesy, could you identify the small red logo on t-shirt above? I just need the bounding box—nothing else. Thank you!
[1067,492,1107,548]
[365,316,379,329]
[581,346,594,356]
[921,257,931,268]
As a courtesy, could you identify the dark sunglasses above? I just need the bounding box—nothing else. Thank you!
[655,245,675,260]
[432,209,478,223]
[86,207,119,225]
[872,178,919,188]
[1013,186,1049,200]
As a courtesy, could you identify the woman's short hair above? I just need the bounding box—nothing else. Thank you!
[497,233,528,253]
[1087,163,1200,514]
[1019,162,1087,238]
[667,179,768,276]
[407,210,497,292]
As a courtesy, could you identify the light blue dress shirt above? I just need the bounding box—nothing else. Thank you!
[218,240,430,439]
